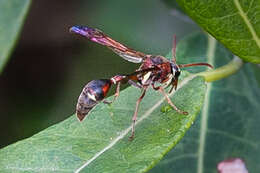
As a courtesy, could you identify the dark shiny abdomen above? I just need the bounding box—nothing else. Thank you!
[76,79,111,121]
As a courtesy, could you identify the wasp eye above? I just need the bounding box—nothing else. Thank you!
[175,70,180,78]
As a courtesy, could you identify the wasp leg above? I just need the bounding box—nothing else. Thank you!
[168,85,174,94]
[169,78,179,94]
[159,86,188,115]
[128,80,142,89]
[103,100,112,104]
[152,83,160,90]
[111,82,121,103]
[129,88,147,141]
[103,82,121,104]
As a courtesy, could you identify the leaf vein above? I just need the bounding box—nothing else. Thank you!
[234,0,260,48]
[197,35,216,173]
[207,129,258,148]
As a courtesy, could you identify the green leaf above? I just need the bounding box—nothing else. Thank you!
[0,58,206,171]
[150,34,260,172]
[176,0,260,63]
[252,64,260,86]
[0,0,31,74]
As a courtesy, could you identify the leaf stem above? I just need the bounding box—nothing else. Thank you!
[196,56,243,82]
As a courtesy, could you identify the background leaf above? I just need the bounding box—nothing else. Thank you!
[0,74,206,172]
[176,0,260,63]
[0,0,31,74]
[150,33,260,172]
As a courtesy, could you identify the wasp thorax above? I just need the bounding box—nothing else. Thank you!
[76,79,112,121]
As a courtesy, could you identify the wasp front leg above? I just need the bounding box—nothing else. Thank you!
[158,86,188,115]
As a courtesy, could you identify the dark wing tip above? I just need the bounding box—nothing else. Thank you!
[70,26,84,33]
[69,25,96,37]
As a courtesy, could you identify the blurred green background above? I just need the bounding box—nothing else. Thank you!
[0,0,200,148]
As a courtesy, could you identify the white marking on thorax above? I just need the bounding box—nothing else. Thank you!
[142,71,151,84]
[111,78,116,84]
[87,92,97,101]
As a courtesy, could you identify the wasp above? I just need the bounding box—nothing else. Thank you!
[70,26,213,140]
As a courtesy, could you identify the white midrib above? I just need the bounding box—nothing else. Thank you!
[197,35,216,173]
[74,75,195,173]
[234,0,260,48]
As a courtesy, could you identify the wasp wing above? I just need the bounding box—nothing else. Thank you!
[70,26,147,63]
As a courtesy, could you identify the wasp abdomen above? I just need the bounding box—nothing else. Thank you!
[76,79,112,121]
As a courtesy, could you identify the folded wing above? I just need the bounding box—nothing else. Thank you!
[70,26,147,63]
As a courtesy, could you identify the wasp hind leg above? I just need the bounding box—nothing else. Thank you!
[103,82,121,104]
[129,87,147,141]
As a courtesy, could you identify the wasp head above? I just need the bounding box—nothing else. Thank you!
[171,63,180,79]
[170,63,181,90]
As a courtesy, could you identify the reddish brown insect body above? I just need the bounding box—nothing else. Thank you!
[71,26,213,140]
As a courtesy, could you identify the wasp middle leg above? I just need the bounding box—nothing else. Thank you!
[158,86,188,115]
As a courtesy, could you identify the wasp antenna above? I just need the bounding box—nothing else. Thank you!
[172,35,177,63]
[179,63,213,68]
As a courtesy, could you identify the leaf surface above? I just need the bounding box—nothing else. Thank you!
[176,0,260,63]
[0,0,31,74]
[150,33,260,172]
